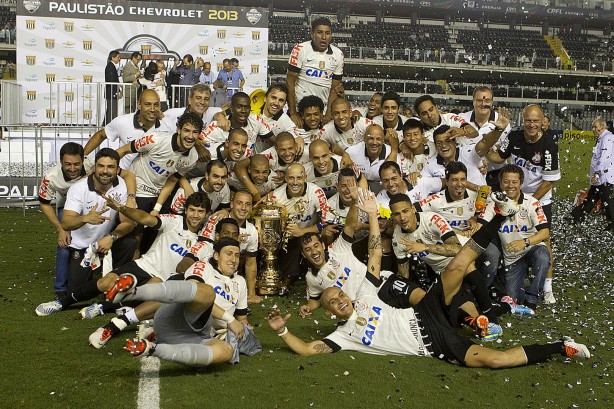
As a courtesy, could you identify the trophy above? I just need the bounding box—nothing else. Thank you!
[252,197,289,295]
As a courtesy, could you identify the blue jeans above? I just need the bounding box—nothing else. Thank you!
[476,242,501,288]
[54,208,70,296]
[505,245,550,305]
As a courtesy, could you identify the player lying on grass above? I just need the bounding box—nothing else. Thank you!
[266,191,591,367]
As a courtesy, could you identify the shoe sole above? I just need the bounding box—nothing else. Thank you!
[106,274,137,303]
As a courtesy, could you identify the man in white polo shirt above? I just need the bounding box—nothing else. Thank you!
[38,142,94,299]
[372,91,409,143]
[318,98,373,154]
[84,89,162,170]
[35,148,137,316]
[286,16,344,126]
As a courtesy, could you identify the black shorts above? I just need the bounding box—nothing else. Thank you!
[134,196,159,234]
[114,261,155,284]
[413,279,475,366]
[377,274,421,309]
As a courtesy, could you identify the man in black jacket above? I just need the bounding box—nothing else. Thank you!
[104,50,122,125]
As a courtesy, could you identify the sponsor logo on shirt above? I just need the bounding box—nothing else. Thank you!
[305,68,333,79]
[361,305,383,346]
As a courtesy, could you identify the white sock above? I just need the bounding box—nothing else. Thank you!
[152,343,214,367]
[125,308,139,324]
[543,278,553,293]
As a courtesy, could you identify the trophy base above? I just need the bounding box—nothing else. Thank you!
[256,274,290,296]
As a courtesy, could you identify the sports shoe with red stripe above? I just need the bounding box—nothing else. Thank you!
[562,336,591,359]
[105,273,137,303]
[124,338,155,357]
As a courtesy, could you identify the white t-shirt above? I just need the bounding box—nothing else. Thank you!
[392,211,458,274]
[105,112,162,169]
[261,146,312,173]
[184,260,248,330]
[318,117,373,150]
[422,113,473,146]
[128,131,199,197]
[260,110,299,137]
[270,182,333,228]
[478,192,548,265]
[200,114,272,153]
[421,146,486,186]
[346,142,396,185]
[187,240,214,262]
[208,142,252,173]
[135,214,200,280]
[38,157,94,208]
[288,40,344,110]
[323,276,431,357]
[418,189,478,232]
[376,177,442,210]
[63,174,128,250]
[459,110,511,172]
[305,155,360,198]
[170,177,231,214]
[372,114,409,143]
[399,141,436,175]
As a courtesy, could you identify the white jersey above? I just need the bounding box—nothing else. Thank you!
[421,145,486,186]
[372,114,409,143]
[170,177,231,214]
[326,188,372,239]
[200,113,272,153]
[105,112,162,169]
[392,211,458,274]
[135,214,200,280]
[199,217,259,256]
[306,233,366,300]
[260,110,299,137]
[305,155,360,198]
[323,276,431,357]
[376,177,442,210]
[399,141,436,175]
[187,240,214,263]
[63,175,127,250]
[318,117,373,150]
[296,126,322,146]
[159,107,222,133]
[346,142,396,185]
[459,110,511,172]
[422,113,474,146]
[227,172,279,198]
[184,260,248,330]
[418,189,478,232]
[38,158,94,208]
[128,132,199,197]
[270,182,333,228]
[478,192,548,265]
[288,40,344,110]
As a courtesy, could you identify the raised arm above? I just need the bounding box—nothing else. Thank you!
[266,311,332,356]
[84,128,108,156]
[357,190,382,280]
[103,193,158,228]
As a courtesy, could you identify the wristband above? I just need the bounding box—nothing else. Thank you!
[127,194,136,199]
[153,203,162,212]
[277,327,288,336]
[524,238,531,248]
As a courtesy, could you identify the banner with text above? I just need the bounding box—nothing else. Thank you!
[17,1,269,124]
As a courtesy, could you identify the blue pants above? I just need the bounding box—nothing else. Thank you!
[54,208,69,296]
[505,245,550,305]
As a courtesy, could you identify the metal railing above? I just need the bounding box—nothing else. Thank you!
[0,80,21,125]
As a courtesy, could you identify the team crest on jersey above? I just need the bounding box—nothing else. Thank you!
[166,160,175,168]
[532,152,542,164]
[356,317,367,327]
[330,257,340,269]
[327,270,336,280]
[293,199,308,216]
[418,163,424,171]
[354,300,368,314]
[108,191,122,203]
[347,138,354,144]
[518,208,528,220]
[319,61,325,69]
[185,239,193,249]
[325,179,333,186]
[456,207,464,215]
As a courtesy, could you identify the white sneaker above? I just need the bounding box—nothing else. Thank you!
[89,327,113,349]
[137,320,155,341]
[543,291,556,304]
[79,303,104,319]
[35,300,63,316]
[562,336,591,359]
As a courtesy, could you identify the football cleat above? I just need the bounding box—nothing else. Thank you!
[543,291,557,305]
[501,296,535,317]
[89,327,113,349]
[481,323,503,342]
[79,303,104,319]
[562,336,591,359]
[465,314,490,338]
[35,300,63,317]
[137,320,155,342]
[124,338,155,357]
[105,273,137,303]
[491,191,519,216]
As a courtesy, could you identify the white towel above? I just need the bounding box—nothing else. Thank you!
[80,243,113,275]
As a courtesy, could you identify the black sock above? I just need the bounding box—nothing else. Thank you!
[118,314,131,326]
[471,214,506,249]
[523,342,564,364]
[465,270,494,315]
[490,302,511,317]
[456,308,472,327]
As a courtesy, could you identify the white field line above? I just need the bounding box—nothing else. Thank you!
[137,357,160,409]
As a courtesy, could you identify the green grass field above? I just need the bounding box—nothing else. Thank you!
[0,138,612,409]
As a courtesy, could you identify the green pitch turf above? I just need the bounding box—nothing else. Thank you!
[0,137,612,409]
